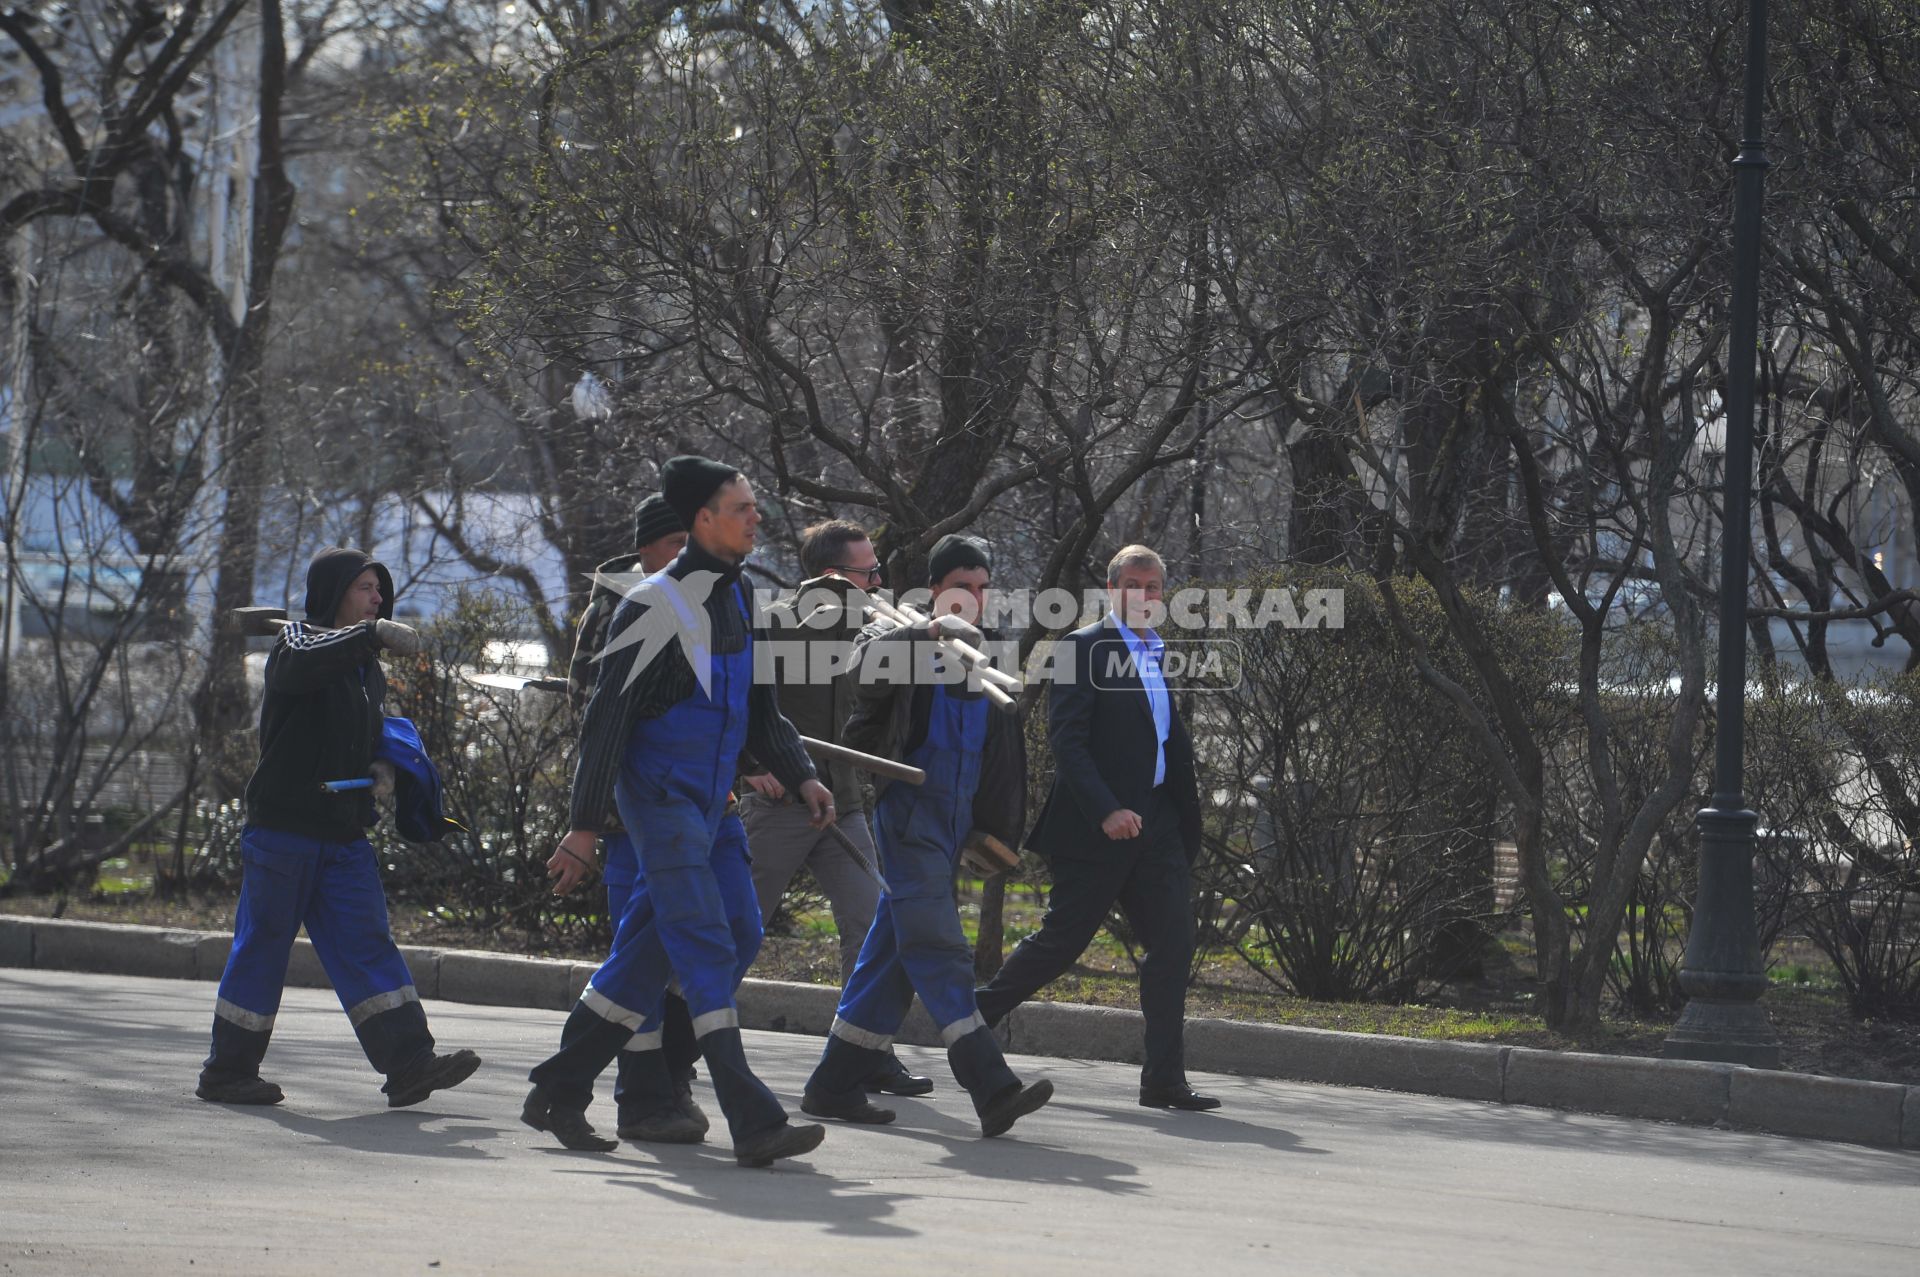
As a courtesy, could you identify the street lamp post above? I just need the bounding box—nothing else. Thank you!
[1664,0,1783,1068]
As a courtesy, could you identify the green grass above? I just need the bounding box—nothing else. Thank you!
[798,915,841,941]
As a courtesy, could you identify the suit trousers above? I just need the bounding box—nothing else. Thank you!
[975,790,1194,1089]
[742,794,880,984]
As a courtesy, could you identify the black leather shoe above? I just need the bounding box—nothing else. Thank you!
[866,1068,935,1097]
[980,1078,1054,1138]
[1139,1085,1221,1111]
[802,1090,897,1124]
[521,1084,619,1151]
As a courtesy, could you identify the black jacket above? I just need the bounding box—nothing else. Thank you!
[243,548,394,843]
[567,552,643,714]
[840,616,1026,849]
[1027,617,1202,861]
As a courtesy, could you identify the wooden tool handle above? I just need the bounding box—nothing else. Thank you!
[867,595,1023,694]
[798,735,927,786]
[946,636,1023,692]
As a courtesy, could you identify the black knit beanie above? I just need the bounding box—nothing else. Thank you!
[660,455,742,530]
[631,493,684,549]
[927,534,991,584]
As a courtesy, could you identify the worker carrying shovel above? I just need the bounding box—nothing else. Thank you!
[196,547,480,1109]
[800,534,1053,1137]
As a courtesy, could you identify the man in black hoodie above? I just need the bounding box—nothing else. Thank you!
[196,547,480,1108]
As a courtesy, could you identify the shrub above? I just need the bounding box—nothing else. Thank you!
[1197,567,1559,1001]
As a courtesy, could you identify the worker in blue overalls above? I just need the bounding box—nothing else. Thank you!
[551,492,742,1144]
[801,535,1053,1136]
[523,456,831,1166]
[197,547,480,1108]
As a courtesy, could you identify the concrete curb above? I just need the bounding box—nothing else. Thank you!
[3,914,1913,1151]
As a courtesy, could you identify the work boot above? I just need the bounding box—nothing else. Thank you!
[521,1084,619,1152]
[674,1080,712,1137]
[948,1022,1026,1133]
[616,1046,705,1141]
[384,1049,481,1108]
[734,1121,827,1168]
[801,1090,896,1125]
[979,1078,1054,1138]
[616,1101,706,1144]
[698,1025,790,1145]
[196,1074,285,1106]
[808,1030,890,1100]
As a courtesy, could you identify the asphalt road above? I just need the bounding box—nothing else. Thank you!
[1,969,1914,1275]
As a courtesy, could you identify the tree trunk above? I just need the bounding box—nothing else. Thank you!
[191,0,297,796]
[1513,804,1579,1030]
[193,418,269,795]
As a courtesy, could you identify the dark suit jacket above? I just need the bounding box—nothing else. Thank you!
[1026,617,1202,861]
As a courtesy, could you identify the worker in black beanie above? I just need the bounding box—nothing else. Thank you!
[660,455,744,530]
[631,493,683,551]
[554,489,716,1145]
[526,457,834,1166]
[800,529,1049,1136]
[926,534,990,585]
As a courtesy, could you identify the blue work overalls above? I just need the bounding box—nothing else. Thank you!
[530,581,786,1141]
[603,812,762,1125]
[806,682,1019,1112]
[203,825,434,1090]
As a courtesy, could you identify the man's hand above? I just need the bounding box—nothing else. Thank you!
[743,772,786,801]
[374,618,424,655]
[1101,808,1143,840]
[798,779,836,830]
[928,613,985,647]
[546,829,600,895]
[370,760,396,801]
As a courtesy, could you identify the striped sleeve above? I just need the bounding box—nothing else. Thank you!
[745,593,818,792]
[264,620,382,693]
[745,680,817,793]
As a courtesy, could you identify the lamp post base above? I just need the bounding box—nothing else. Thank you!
[1662,996,1781,1068]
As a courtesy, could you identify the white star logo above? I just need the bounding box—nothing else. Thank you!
[593,568,725,696]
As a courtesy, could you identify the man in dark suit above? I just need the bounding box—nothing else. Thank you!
[975,544,1220,1112]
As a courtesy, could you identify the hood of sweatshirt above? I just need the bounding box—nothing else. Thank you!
[303,546,395,627]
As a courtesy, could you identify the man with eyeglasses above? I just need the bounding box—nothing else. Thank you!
[739,520,931,1097]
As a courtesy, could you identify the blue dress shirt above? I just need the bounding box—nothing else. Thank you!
[1111,614,1170,788]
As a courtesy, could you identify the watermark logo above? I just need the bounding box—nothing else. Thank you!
[594,574,1336,693]
[751,585,1344,636]
[1088,638,1245,693]
[594,568,724,696]
[1021,635,1246,694]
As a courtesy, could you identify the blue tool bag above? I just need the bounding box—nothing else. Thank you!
[374,716,464,844]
